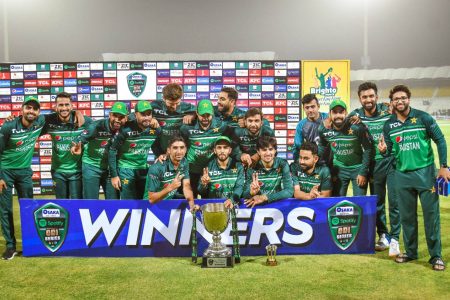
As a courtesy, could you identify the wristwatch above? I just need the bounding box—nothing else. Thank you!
[442,163,448,168]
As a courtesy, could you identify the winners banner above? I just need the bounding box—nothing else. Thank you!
[301,60,350,117]
[20,196,376,257]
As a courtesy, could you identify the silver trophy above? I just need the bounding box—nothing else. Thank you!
[201,203,234,268]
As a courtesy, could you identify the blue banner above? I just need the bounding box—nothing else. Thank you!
[19,196,376,257]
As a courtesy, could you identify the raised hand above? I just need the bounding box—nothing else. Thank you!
[200,167,211,186]
[250,172,260,196]
[169,172,183,191]
[70,141,82,155]
[309,185,321,199]
[378,134,387,154]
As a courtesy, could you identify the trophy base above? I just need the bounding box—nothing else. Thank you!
[202,256,234,268]
[266,259,278,266]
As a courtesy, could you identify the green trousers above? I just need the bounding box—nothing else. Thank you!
[52,171,82,199]
[117,168,148,200]
[370,157,401,240]
[332,166,368,197]
[0,168,33,249]
[82,163,119,200]
[395,164,442,260]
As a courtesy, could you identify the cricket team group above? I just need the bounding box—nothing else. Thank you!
[0,82,449,271]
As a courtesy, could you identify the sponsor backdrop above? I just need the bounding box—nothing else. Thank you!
[301,60,350,117]
[0,61,308,195]
[20,196,376,257]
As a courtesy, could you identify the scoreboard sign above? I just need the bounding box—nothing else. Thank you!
[0,61,301,195]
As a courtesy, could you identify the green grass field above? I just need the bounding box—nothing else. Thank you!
[1,121,450,299]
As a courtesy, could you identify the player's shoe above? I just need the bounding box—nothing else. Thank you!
[389,239,401,257]
[1,248,17,260]
[375,233,389,251]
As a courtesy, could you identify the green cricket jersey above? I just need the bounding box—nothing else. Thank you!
[0,115,45,176]
[318,122,374,176]
[383,108,447,172]
[108,120,161,177]
[231,125,275,158]
[243,157,294,202]
[349,103,391,161]
[43,111,92,173]
[146,158,190,200]
[151,100,196,155]
[290,162,332,193]
[180,118,230,174]
[214,106,245,128]
[198,157,244,203]
[75,118,115,170]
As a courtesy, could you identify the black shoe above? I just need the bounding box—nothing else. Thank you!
[2,248,18,260]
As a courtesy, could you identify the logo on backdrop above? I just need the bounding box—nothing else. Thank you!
[127,72,147,97]
[327,200,362,250]
[34,203,69,252]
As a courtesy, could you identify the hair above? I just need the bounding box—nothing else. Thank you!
[167,135,186,148]
[357,82,378,97]
[301,94,319,106]
[389,85,411,100]
[55,92,72,101]
[245,107,263,119]
[162,83,183,101]
[220,87,238,102]
[299,141,318,156]
[256,136,277,151]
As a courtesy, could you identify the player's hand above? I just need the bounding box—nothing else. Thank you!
[250,153,260,167]
[356,175,367,187]
[309,185,321,199]
[0,179,6,193]
[70,141,82,155]
[224,199,234,209]
[250,172,260,196]
[323,117,332,129]
[74,110,85,128]
[378,135,387,154]
[349,115,361,124]
[244,195,267,208]
[155,154,167,164]
[183,114,196,124]
[169,172,183,191]
[111,176,121,191]
[5,114,16,122]
[149,118,160,129]
[238,118,246,128]
[201,167,211,186]
[240,153,252,167]
[437,167,450,183]
[189,203,200,212]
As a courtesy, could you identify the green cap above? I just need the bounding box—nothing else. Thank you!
[23,96,40,108]
[110,101,129,115]
[214,136,232,146]
[197,99,214,115]
[135,100,152,113]
[329,99,347,111]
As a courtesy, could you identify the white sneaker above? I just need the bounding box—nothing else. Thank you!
[389,239,401,257]
[375,233,389,251]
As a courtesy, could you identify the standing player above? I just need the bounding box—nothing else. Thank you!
[231,108,274,167]
[44,92,92,199]
[380,84,449,271]
[146,136,197,211]
[290,142,332,200]
[71,102,128,199]
[318,99,374,196]
[151,83,196,156]
[349,82,401,256]
[0,97,45,260]
[180,100,229,197]
[243,136,293,207]
[109,101,160,199]
[293,94,329,161]
[214,87,245,127]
